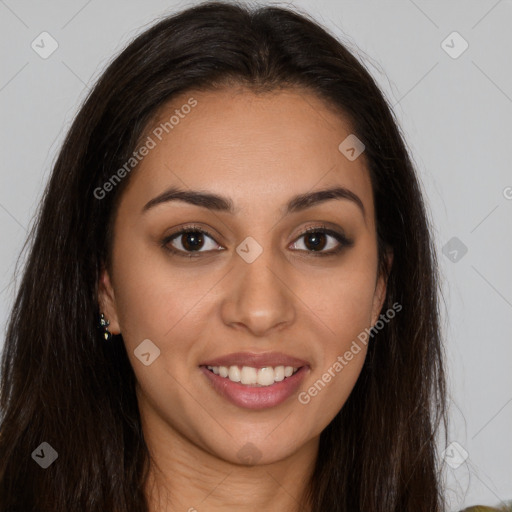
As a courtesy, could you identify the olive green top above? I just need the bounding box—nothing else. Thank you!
[461,505,512,511]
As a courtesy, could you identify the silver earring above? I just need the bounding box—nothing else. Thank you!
[98,313,112,341]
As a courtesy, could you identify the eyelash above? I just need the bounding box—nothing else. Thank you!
[160,224,353,259]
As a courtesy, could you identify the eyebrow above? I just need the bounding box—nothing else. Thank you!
[142,185,365,218]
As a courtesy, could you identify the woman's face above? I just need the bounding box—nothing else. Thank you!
[99,86,389,465]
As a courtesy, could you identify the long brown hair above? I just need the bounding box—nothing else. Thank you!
[0,2,447,510]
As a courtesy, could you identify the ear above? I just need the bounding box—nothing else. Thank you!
[370,248,393,326]
[98,266,121,335]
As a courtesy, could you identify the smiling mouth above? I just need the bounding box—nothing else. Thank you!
[203,364,301,387]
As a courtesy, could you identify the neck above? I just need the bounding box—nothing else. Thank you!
[141,410,318,512]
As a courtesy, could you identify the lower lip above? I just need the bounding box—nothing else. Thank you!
[200,365,309,410]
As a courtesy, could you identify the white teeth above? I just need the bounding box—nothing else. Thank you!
[228,365,241,382]
[206,365,299,386]
[274,366,285,382]
[257,367,275,386]
[240,366,258,385]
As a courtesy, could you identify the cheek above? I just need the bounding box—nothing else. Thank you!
[294,240,377,411]
[295,269,375,429]
[300,272,374,400]
[302,247,378,350]
[109,234,193,350]
[322,273,376,344]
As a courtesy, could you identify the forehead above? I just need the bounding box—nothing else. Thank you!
[120,86,374,217]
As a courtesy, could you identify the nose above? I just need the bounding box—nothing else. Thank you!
[220,243,296,337]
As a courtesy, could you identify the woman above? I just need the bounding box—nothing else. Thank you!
[1,1,503,511]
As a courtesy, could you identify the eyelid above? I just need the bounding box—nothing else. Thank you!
[161,223,352,257]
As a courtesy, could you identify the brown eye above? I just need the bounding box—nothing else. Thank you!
[290,227,352,256]
[178,231,206,251]
[161,226,223,257]
[303,232,328,251]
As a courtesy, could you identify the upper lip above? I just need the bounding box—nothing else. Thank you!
[200,351,309,369]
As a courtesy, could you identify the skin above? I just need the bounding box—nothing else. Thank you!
[98,86,391,512]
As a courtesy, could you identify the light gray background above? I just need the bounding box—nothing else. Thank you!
[1,1,511,510]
